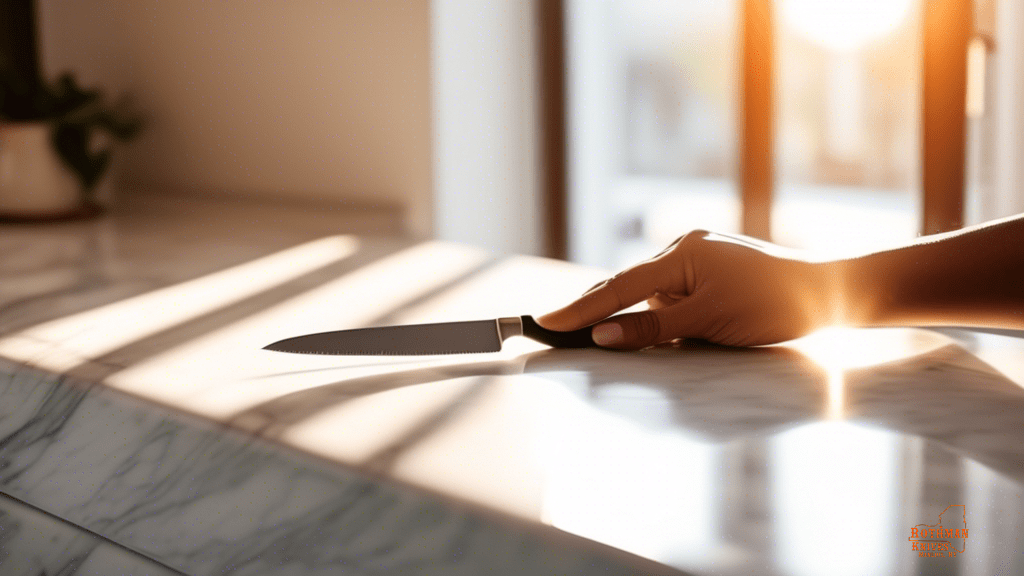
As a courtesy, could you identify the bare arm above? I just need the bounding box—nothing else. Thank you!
[840,213,1024,330]
[537,214,1024,349]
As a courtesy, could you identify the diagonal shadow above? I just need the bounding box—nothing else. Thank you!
[228,343,829,471]
[225,336,1024,481]
[244,260,503,381]
[228,357,526,437]
[58,242,494,385]
[241,357,435,381]
[358,260,502,329]
[359,376,497,473]
[1,239,414,381]
[229,362,516,478]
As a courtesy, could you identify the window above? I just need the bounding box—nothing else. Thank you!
[563,0,984,266]
[566,0,739,268]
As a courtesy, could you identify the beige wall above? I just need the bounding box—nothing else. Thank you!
[38,1,432,234]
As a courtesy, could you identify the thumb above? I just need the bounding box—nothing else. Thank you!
[590,309,666,350]
[591,297,712,350]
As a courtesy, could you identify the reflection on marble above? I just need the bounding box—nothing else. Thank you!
[771,422,904,576]
[525,343,828,441]
[530,335,1024,576]
[846,343,1024,481]
[0,491,183,575]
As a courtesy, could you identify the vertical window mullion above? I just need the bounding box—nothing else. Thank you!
[922,0,973,234]
[539,0,569,260]
[740,0,776,240]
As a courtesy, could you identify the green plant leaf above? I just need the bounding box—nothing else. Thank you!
[50,73,100,117]
[92,109,143,140]
[3,69,141,196]
[51,121,110,192]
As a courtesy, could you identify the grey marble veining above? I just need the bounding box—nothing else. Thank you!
[0,359,666,575]
[0,492,184,575]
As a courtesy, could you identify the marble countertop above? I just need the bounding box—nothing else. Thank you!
[2,193,1023,575]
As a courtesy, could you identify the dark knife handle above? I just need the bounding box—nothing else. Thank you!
[520,315,595,348]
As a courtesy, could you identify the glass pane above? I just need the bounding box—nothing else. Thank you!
[567,0,740,268]
[965,0,1024,226]
[774,0,922,257]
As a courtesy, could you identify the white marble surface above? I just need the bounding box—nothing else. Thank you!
[2,193,1024,575]
[0,492,183,575]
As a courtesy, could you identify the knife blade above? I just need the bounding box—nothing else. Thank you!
[263,315,595,356]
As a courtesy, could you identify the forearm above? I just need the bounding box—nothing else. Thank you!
[836,214,1024,330]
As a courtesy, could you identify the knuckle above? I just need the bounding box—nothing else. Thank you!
[672,229,710,253]
[683,229,711,242]
[631,310,662,344]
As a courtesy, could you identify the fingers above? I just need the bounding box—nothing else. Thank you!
[590,296,711,349]
[590,310,664,348]
[536,259,669,331]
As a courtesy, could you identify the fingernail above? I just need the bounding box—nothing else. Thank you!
[592,322,623,346]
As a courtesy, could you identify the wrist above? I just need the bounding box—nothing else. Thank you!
[825,253,892,328]
[808,257,867,328]
[796,259,848,330]
[816,259,850,327]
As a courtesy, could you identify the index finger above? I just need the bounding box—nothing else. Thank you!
[536,259,668,331]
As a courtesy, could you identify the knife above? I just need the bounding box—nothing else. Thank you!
[263,315,595,356]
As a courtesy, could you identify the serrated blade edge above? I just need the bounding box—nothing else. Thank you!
[264,319,503,356]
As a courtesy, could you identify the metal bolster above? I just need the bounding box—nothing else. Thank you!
[496,317,523,341]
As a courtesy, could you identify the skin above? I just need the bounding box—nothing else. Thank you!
[537,213,1024,349]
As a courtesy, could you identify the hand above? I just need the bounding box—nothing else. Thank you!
[537,230,836,348]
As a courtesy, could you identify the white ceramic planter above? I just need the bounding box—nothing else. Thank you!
[0,122,83,218]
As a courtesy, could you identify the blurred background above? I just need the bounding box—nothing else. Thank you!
[12,0,1024,268]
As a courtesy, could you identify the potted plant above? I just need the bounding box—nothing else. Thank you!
[0,1,141,220]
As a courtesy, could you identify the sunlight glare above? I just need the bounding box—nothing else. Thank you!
[539,382,721,567]
[781,0,914,52]
[772,421,900,576]
[788,327,951,418]
[790,326,950,372]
